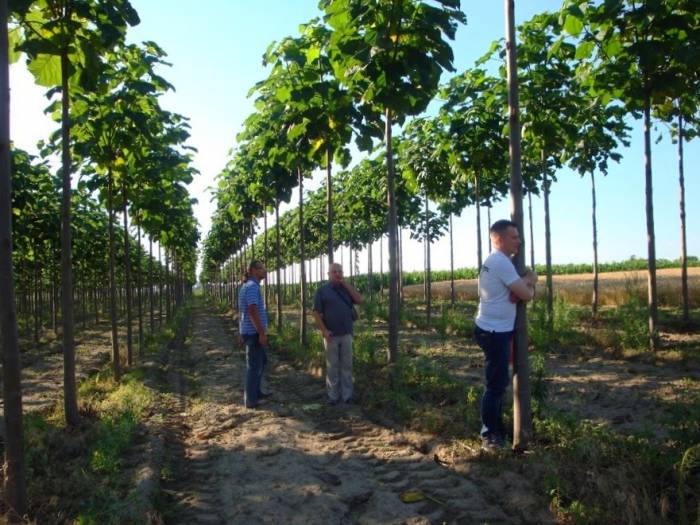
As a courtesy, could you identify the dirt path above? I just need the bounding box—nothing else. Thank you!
[161,303,543,524]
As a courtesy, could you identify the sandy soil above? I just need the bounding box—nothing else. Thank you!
[159,305,552,524]
[400,328,700,442]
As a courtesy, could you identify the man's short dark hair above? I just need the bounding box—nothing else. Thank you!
[490,220,518,236]
[248,260,264,271]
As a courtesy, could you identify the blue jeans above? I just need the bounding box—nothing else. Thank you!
[243,334,267,408]
[474,325,513,439]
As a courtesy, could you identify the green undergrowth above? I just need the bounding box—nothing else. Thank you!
[20,303,193,524]
[533,403,700,525]
[23,369,155,524]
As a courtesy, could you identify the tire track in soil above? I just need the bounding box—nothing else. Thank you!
[163,304,533,524]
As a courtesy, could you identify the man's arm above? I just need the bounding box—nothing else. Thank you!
[341,281,364,304]
[508,270,538,302]
[247,304,268,346]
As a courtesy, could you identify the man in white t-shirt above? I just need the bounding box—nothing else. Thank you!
[474,220,538,451]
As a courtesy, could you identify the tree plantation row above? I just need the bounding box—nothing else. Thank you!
[3,1,199,519]
[202,0,698,361]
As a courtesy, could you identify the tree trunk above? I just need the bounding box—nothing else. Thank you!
[263,212,269,309]
[678,112,689,324]
[326,147,334,265]
[643,96,658,350]
[386,107,399,362]
[542,155,553,332]
[0,5,27,513]
[449,213,455,307]
[368,241,373,302]
[122,181,133,366]
[379,234,384,299]
[505,0,532,450]
[298,167,307,346]
[60,50,79,425]
[107,171,121,380]
[487,206,492,253]
[475,174,483,270]
[158,243,163,326]
[275,200,282,332]
[149,237,154,333]
[591,171,599,315]
[528,192,535,269]
[425,194,431,326]
[136,219,143,357]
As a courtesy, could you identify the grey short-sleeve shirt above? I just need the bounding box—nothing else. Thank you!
[313,283,355,336]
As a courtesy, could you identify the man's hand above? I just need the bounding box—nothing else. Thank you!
[509,291,519,303]
[258,333,268,347]
[323,330,333,346]
[237,335,244,347]
[524,270,538,285]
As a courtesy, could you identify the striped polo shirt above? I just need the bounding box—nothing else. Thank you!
[238,278,268,335]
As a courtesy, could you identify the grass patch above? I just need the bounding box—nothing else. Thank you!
[21,368,156,524]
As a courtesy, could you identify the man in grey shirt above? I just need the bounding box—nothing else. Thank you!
[312,263,364,405]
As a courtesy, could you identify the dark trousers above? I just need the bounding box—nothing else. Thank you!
[474,325,513,439]
[243,334,267,408]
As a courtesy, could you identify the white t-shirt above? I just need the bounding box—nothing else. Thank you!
[475,250,521,332]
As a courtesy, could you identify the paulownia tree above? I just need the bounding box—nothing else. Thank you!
[320,0,466,361]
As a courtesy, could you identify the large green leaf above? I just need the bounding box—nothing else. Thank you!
[563,14,584,37]
[27,53,62,87]
[9,27,23,64]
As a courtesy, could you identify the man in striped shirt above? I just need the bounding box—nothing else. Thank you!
[238,260,269,409]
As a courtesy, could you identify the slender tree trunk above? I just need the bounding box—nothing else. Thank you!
[264,212,269,309]
[379,234,384,299]
[107,171,121,380]
[487,206,492,252]
[137,219,143,357]
[677,112,689,324]
[425,194,431,326]
[449,213,455,307]
[158,244,163,326]
[149,237,154,333]
[542,154,554,332]
[386,107,399,362]
[326,147,334,265]
[60,50,79,425]
[122,182,133,366]
[475,174,483,270]
[0,6,27,513]
[505,0,532,450]
[591,171,599,315]
[643,96,658,349]
[298,167,307,346]
[398,226,404,307]
[275,200,282,332]
[368,241,373,302]
[33,256,40,344]
[528,192,534,269]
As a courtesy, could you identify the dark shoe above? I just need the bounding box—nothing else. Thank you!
[343,397,357,404]
[258,391,272,399]
[481,435,506,453]
[327,398,339,406]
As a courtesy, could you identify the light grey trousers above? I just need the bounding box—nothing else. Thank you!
[324,334,353,402]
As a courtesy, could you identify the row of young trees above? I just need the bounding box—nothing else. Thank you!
[2,0,200,519]
[202,0,698,350]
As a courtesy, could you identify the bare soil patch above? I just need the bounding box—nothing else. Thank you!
[160,303,552,524]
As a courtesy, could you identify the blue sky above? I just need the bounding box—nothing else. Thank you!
[10,1,699,274]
